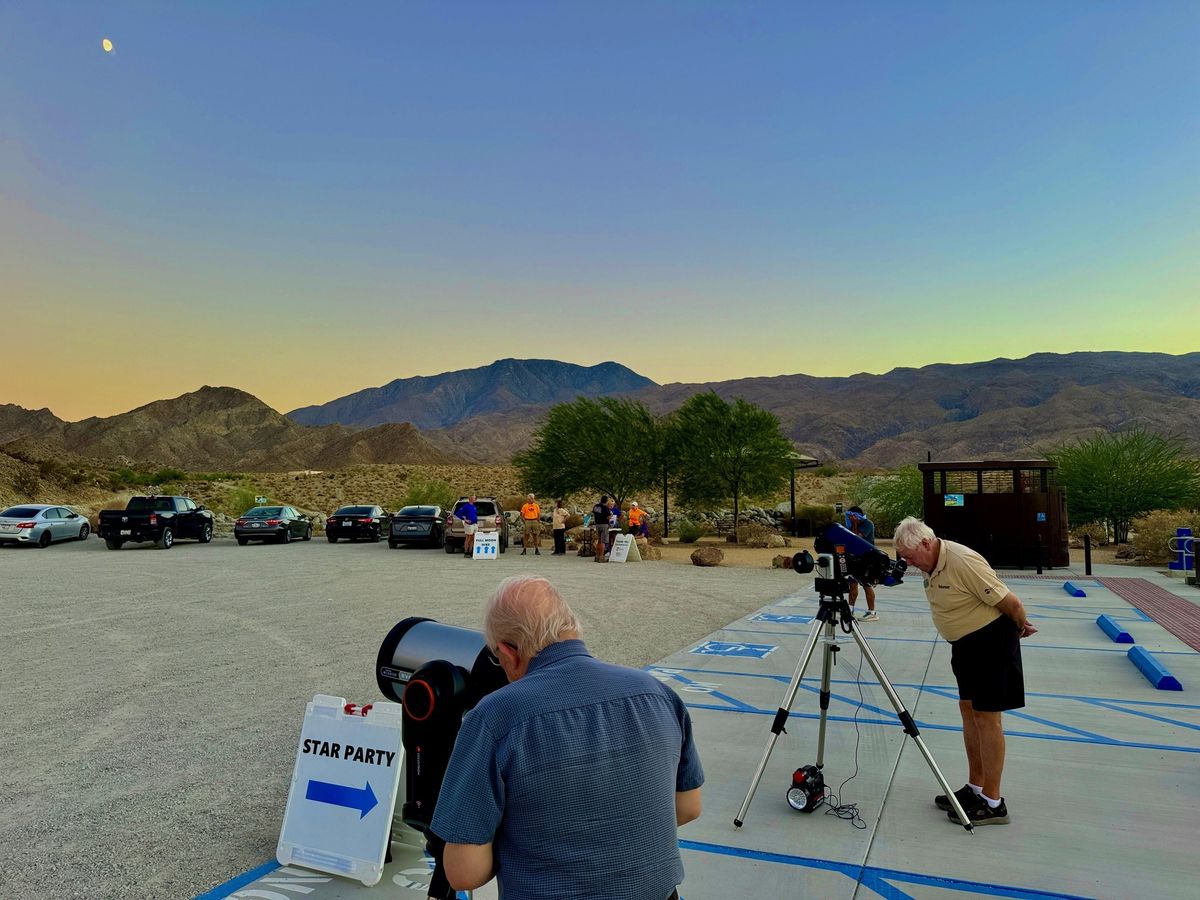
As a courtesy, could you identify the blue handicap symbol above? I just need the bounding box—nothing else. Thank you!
[691,641,776,659]
[751,613,812,624]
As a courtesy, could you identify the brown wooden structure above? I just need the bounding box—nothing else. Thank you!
[918,460,1069,569]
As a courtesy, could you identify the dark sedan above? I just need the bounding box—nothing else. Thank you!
[388,505,447,549]
[235,506,313,545]
[326,505,388,543]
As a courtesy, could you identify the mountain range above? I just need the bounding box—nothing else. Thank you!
[2,352,1199,471]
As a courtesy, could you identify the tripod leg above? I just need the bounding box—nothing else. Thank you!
[733,615,827,828]
[846,623,975,834]
[814,627,835,769]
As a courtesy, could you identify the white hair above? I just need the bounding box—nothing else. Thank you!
[485,576,582,657]
[893,517,936,550]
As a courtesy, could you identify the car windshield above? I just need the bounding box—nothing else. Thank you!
[335,506,374,516]
[1,507,42,518]
[128,497,176,512]
[400,506,439,517]
[245,507,283,517]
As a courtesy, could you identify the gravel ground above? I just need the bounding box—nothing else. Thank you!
[0,535,799,899]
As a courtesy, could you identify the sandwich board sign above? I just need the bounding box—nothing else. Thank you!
[609,533,642,563]
[277,695,404,886]
[473,531,500,560]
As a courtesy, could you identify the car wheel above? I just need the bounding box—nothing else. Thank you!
[500,534,507,554]
[371,528,381,543]
[199,523,213,544]
[303,525,312,541]
[78,524,91,541]
[389,540,399,549]
[37,530,52,549]
[104,538,123,550]
[280,527,291,544]
[156,527,174,550]
[237,537,249,546]
[327,535,338,543]
[445,540,457,554]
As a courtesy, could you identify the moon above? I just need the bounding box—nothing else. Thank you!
[102,38,113,53]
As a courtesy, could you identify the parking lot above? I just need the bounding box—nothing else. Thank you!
[0,536,795,899]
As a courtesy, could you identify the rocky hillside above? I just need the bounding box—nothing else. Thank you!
[0,387,457,472]
[428,351,1200,466]
[287,358,656,429]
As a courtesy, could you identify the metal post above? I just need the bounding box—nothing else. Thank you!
[1084,534,1092,576]
[1036,535,1044,575]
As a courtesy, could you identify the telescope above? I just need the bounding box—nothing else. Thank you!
[792,523,907,592]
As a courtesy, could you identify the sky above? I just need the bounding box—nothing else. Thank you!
[2,2,1197,421]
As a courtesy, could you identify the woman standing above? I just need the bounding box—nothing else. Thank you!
[551,499,568,555]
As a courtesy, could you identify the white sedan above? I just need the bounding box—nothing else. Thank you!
[0,505,91,548]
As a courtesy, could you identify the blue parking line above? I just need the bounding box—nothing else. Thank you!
[656,670,756,711]
[922,686,1112,742]
[1081,699,1200,732]
[679,839,1094,899]
[714,630,1197,655]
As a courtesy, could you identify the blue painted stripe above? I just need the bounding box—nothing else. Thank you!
[922,686,1112,741]
[717,629,1194,653]
[681,701,1200,753]
[659,670,756,711]
[1082,699,1200,731]
[679,839,1094,899]
[653,665,1200,709]
[193,859,280,900]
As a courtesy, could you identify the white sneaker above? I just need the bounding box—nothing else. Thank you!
[859,611,879,622]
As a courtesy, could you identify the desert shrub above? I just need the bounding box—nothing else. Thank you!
[193,472,242,482]
[1130,509,1200,564]
[676,518,704,543]
[399,474,457,510]
[812,465,840,477]
[220,484,261,517]
[501,494,529,514]
[736,522,781,548]
[151,467,186,485]
[14,468,40,498]
[36,459,64,481]
[1069,522,1110,548]
[797,504,836,532]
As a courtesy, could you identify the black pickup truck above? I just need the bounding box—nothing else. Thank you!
[98,496,215,550]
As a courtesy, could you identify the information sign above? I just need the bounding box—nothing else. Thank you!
[944,493,964,507]
[277,695,404,886]
[608,533,642,563]
[472,531,500,560]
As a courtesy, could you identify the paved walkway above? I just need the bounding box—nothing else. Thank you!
[205,565,1200,899]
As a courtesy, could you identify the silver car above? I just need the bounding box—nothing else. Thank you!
[0,504,91,548]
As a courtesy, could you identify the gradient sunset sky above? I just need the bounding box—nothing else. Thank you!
[3,2,1197,421]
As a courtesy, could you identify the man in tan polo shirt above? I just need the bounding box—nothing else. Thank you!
[893,516,1037,826]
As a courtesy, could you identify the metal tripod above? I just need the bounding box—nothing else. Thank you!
[733,590,975,833]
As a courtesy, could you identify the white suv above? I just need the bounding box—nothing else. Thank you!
[445,497,509,554]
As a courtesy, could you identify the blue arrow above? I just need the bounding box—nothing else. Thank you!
[305,779,378,818]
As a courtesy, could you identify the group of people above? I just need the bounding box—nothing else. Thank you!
[514,492,651,563]
[589,495,648,562]
[420,512,1035,898]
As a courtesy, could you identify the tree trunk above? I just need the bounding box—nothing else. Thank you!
[732,489,739,543]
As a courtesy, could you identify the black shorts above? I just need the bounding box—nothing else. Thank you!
[950,615,1025,712]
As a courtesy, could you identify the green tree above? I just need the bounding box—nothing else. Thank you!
[862,466,924,537]
[396,473,457,511]
[671,392,793,539]
[1049,428,1200,543]
[513,397,664,508]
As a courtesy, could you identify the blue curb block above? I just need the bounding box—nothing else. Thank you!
[1096,614,1134,644]
[1127,646,1183,691]
[1063,581,1087,597]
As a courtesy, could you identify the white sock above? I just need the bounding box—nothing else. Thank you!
[968,783,983,795]
[981,793,1001,809]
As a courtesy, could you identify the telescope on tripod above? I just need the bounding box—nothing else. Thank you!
[733,524,975,833]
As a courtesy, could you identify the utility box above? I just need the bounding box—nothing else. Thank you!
[918,460,1069,569]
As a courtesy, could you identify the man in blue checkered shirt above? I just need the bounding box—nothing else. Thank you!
[431,575,704,899]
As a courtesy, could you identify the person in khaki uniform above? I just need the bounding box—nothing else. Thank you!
[520,494,542,556]
[893,517,1037,826]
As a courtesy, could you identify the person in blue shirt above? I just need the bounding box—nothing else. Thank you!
[847,506,878,621]
[458,496,478,558]
[432,575,704,899]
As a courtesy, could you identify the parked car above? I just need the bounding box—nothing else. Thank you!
[97,495,214,550]
[235,506,313,545]
[445,497,508,554]
[389,505,447,549]
[325,505,388,543]
[0,505,91,548]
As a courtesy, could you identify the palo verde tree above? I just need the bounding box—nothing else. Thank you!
[860,465,924,537]
[1048,427,1200,543]
[671,391,793,539]
[513,397,664,509]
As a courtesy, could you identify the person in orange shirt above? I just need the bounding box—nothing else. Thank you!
[627,502,648,538]
[520,493,542,556]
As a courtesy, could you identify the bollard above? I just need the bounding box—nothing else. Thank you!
[1084,534,1092,576]
[1036,535,1043,575]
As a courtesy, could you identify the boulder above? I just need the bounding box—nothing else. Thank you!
[772,554,793,569]
[635,537,661,560]
[767,533,788,549]
[690,546,724,567]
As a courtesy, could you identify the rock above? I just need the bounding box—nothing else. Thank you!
[635,537,661,560]
[1114,544,1137,559]
[772,554,793,569]
[767,534,788,549]
[691,547,723,567]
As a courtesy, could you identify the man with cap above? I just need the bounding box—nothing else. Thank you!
[520,493,542,556]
